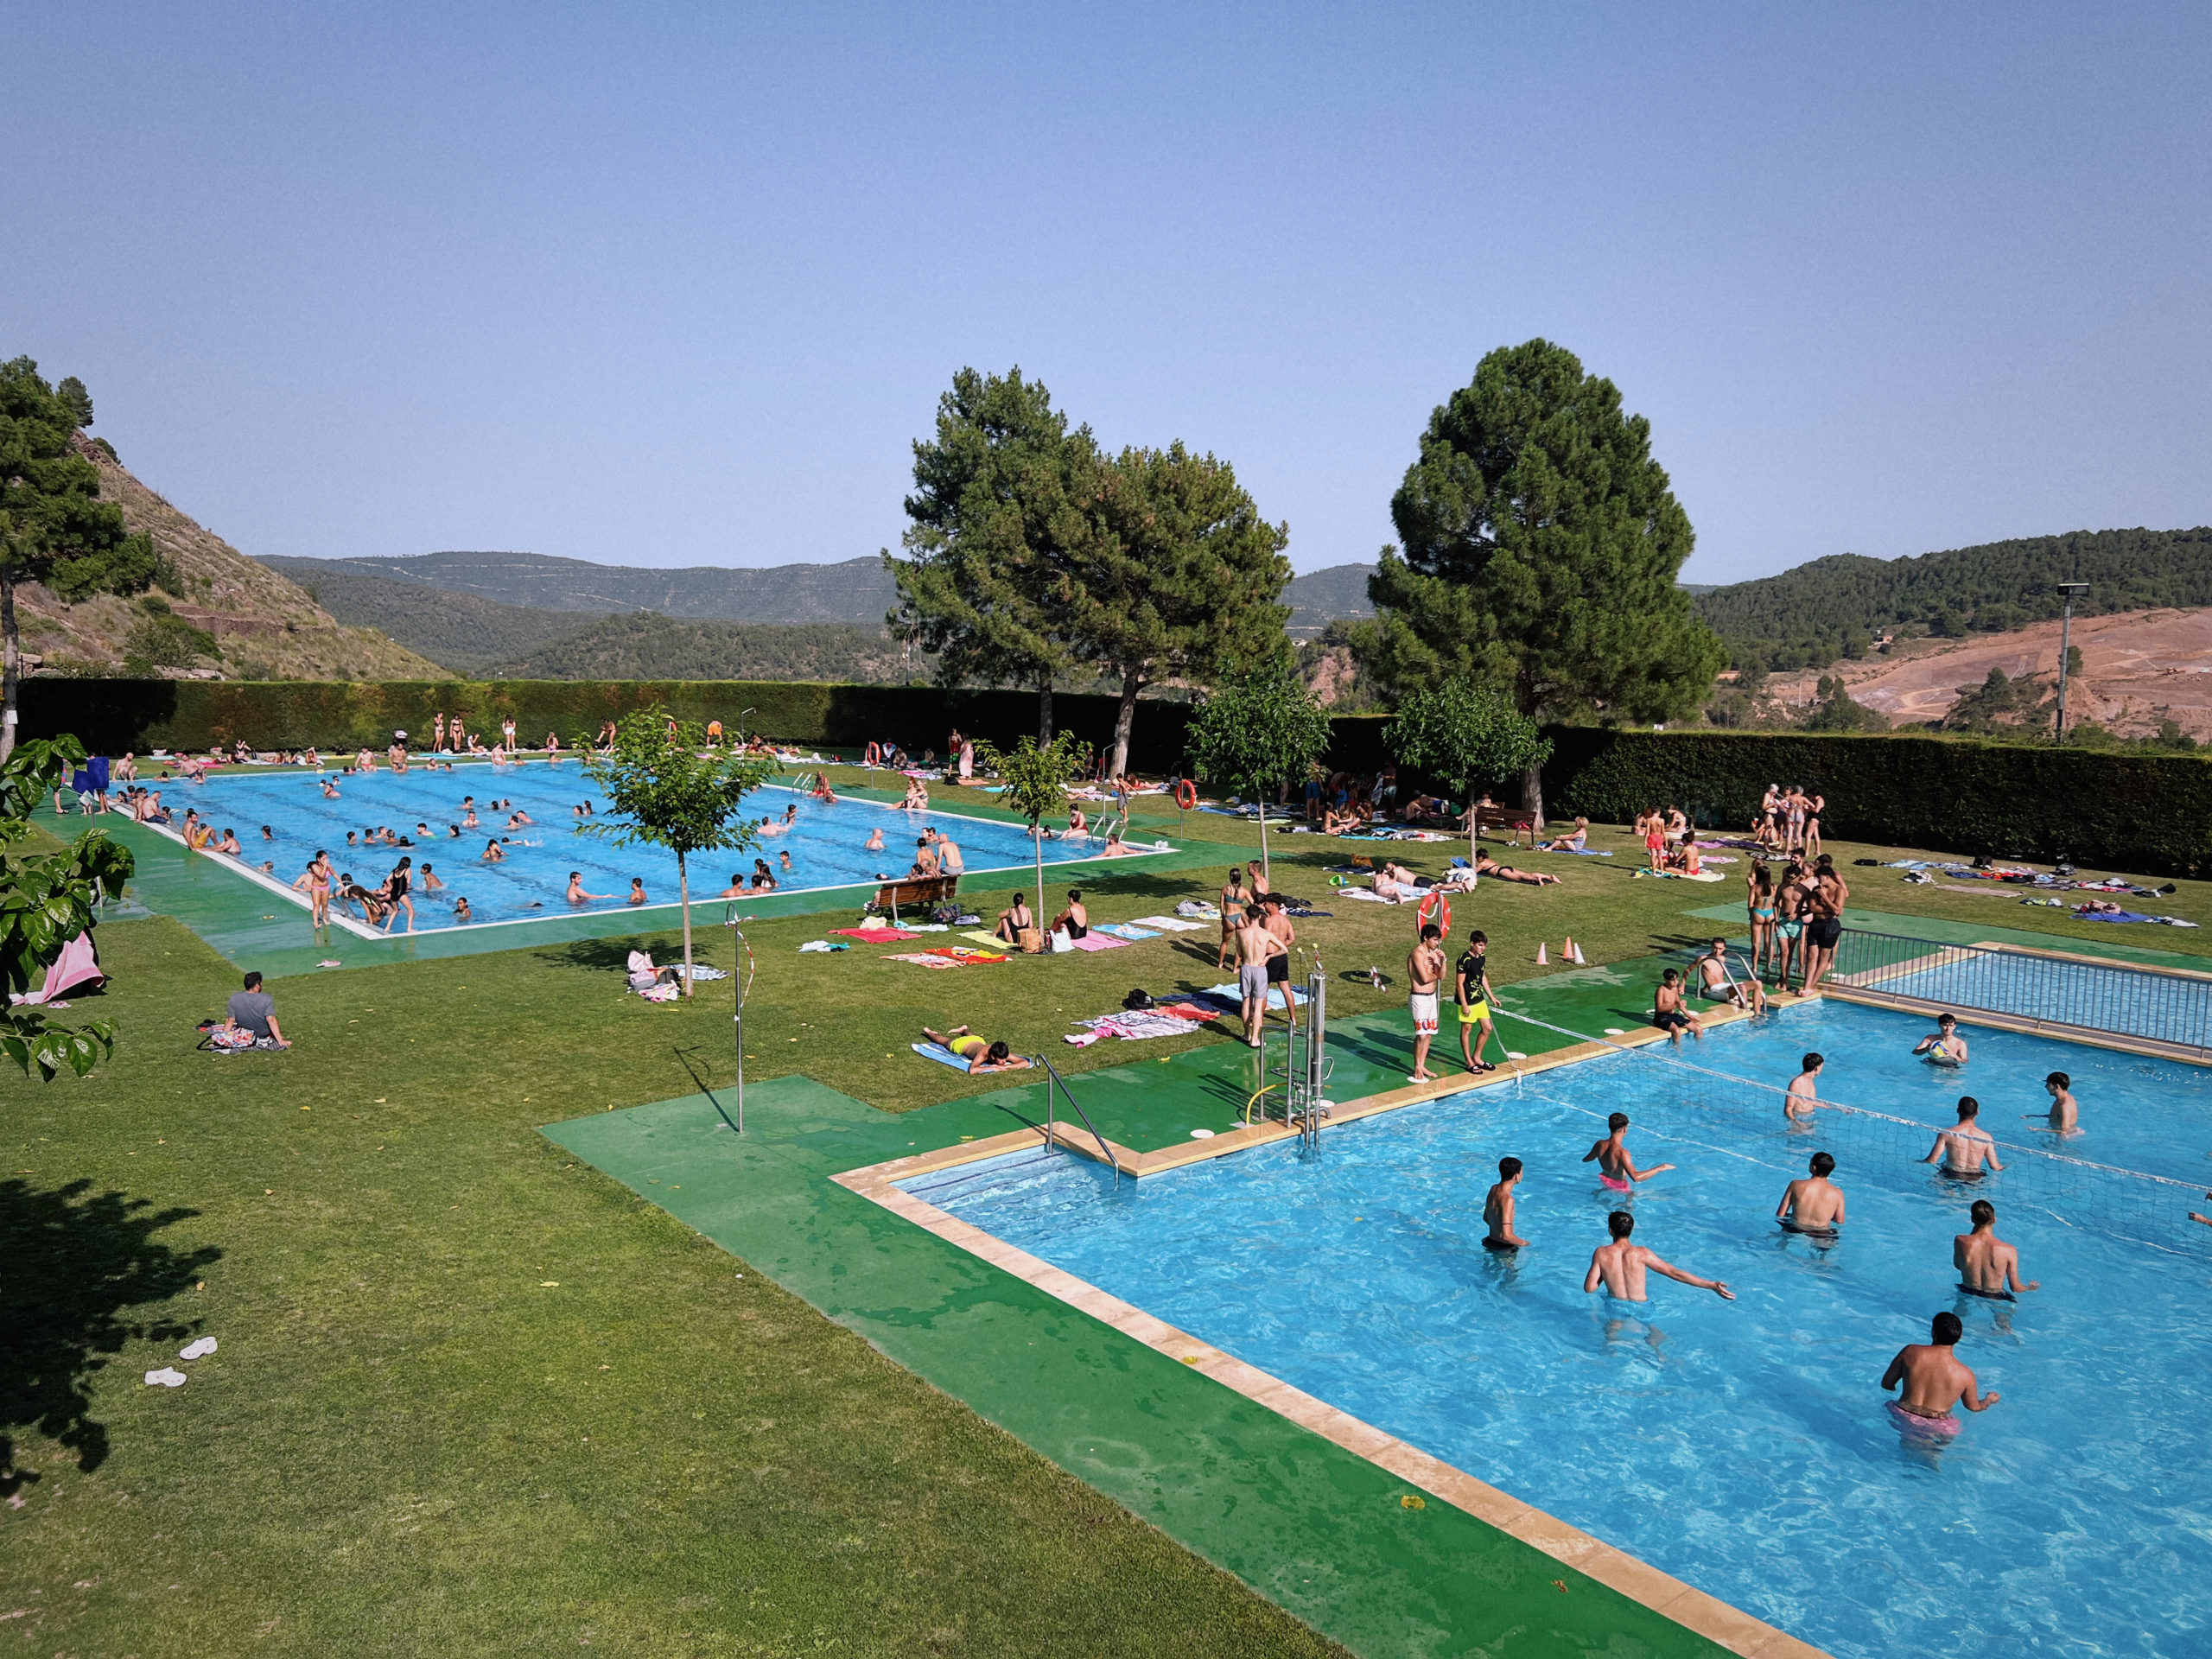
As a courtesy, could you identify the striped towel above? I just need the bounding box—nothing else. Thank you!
[1129,915,1208,932]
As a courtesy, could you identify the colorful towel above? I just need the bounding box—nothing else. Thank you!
[881,953,968,969]
[1094,923,1159,940]
[1075,1009,1208,1041]
[925,945,1008,963]
[835,926,920,942]
[912,1041,974,1069]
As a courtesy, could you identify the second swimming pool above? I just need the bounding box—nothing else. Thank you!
[913,1001,2212,1657]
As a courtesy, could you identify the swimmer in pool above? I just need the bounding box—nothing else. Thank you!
[2025,1071,2079,1135]
[1881,1310,1998,1435]
[566,871,609,905]
[1954,1199,2038,1298]
[321,778,341,798]
[1913,1012,1969,1066]
[1482,1157,1528,1251]
[863,826,885,853]
[1785,1052,1825,1122]
[1582,1111,1675,1192]
[1583,1211,1733,1302]
[1777,1151,1846,1235]
[1923,1096,2004,1178]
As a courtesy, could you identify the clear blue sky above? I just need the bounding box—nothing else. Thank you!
[10,4,2209,581]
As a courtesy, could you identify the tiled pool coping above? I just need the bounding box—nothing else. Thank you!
[830,998,1832,1659]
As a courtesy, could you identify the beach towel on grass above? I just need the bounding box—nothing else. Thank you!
[912,1042,974,1070]
[1071,932,1130,951]
[1129,915,1207,931]
[962,929,1015,948]
[836,926,920,942]
[925,945,1008,963]
[882,953,968,969]
[1543,847,1613,856]
[1074,1009,1208,1042]
[1198,982,1309,1009]
[1094,923,1159,940]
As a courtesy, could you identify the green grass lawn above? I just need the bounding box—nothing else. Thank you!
[5,779,2205,1656]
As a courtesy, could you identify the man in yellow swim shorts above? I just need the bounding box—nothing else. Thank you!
[1455,928,1497,1073]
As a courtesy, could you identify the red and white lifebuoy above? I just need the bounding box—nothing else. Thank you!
[1415,890,1452,935]
[1173,779,1198,810]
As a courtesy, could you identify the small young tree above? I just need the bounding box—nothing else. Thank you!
[1,734,134,1078]
[575,709,772,998]
[1183,671,1334,881]
[1387,683,1554,877]
[976,731,1091,931]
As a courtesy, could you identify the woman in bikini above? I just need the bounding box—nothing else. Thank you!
[1804,791,1826,860]
[1784,786,1808,857]
[308,850,334,936]
[1746,860,1777,982]
[1217,866,1253,968]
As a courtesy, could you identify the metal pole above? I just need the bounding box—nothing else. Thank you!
[731,925,746,1135]
[2056,594,2073,745]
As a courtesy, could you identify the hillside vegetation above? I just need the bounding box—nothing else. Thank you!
[1694,527,2212,671]
[261,556,586,671]
[18,438,444,681]
[486,612,925,682]
[298,550,900,621]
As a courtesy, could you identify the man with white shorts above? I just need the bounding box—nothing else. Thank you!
[1408,923,1446,1081]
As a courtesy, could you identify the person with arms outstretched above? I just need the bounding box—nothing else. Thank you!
[1583,1211,1733,1301]
[1583,1112,1675,1193]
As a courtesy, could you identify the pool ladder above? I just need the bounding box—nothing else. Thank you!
[1034,1055,1124,1182]
[1257,958,1332,1147]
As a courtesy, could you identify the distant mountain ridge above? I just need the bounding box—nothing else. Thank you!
[287,550,899,622]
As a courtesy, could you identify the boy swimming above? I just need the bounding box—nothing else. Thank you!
[1482,1157,1528,1251]
[1881,1310,1999,1437]
[1583,1211,1733,1302]
[1954,1199,2039,1299]
[1785,1052,1825,1121]
[1913,1012,1969,1066]
[1777,1151,1846,1236]
[1923,1096,2004,1178]
[2026,1071,2079,1135]
[1582,1112,1675,1192]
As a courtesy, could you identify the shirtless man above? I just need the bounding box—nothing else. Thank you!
[715,874,749,898]
[1914,1011,1970,1066]
[1881,1311,1999,1436]
[1261,893,1297,1020]
[910,838,941,878]
[1583,1111,1675,1193]
[1482,1157,1529,1251]
[1777,1151,1847,1236]
[1923,1096,2004,1178]
[567,872,610,905]
[1407,923,1446,1081]
[936,833,964,875]
[1955,1199,2039,1299]
[863,826,886,853]
[1695,938,1767,1013]
[1584,1211,1733,1302]
[1653,968,1704,1046]
[2027,1070,2078,1135]
[1235,904,1287,1047]
[1799,855,1848,994]
[1785,1052,1825,1121]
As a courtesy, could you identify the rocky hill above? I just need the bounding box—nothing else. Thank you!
[16,436,446,681]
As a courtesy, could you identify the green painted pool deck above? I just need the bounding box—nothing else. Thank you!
[542,965,1775,1658]
[90,798,1224,977]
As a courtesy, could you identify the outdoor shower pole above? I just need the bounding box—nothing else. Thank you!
[2054,582,2088,745]
[730,925,747,1134]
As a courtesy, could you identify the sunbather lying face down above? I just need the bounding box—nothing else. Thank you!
[920,1025,1033,1073]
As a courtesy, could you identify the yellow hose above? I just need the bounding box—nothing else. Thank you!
[1243,1081,1282,1125]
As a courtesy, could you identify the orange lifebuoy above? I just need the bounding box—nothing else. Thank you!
[1173,779,1198,810]
[1416,891,1452,935]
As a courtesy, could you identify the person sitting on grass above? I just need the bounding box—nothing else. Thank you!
[920,1025,1033,1075]
[994,892,1033,944]
[1543,817,1590,852]
[224,970,290,1050]
[1050,889,1089,940]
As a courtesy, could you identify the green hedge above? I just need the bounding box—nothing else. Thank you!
[21,678,1198,772]
[1539,728,2212,878]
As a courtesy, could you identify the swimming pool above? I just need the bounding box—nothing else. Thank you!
[916,1001,2212,1657]
[159,761,1141,931]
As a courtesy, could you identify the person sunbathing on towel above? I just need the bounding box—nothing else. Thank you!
[1474,851,1560,886]
[921,1025,1033,1074]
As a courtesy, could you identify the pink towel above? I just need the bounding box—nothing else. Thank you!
[1071,933,1128,951]
[17,932,102,1005]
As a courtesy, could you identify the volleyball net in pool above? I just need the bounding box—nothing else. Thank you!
[1820,929,2212,1061]
[1491,1002,2212,1257]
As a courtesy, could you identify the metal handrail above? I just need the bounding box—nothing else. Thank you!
[1033,1054,1122,1181]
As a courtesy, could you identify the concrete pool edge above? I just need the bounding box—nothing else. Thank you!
[831,1095,1828,1659]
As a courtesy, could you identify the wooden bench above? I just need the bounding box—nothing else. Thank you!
[1473,804,1539,849]
[871,874,960,921]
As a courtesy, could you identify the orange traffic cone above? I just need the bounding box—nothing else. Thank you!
[1535,942,1548,965]
[1562,934,1574,961]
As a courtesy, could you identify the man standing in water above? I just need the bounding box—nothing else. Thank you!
[1955,1199,2039,1299]
[1777,1151,1846,1236]
[1482,1157,1528,1252]
[1583,1112,1675,1193]
[1407,923,1446,1082]
[1583,1211,1734,1301]
[1881,1311,1999,1435]
[1923,1096,2005,1178]
[1785,1052,1826,1122]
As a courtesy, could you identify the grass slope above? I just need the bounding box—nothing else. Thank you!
[6,786,2204,1655]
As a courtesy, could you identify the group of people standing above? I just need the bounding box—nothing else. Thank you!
[1752,783,1827,857]
[1745,854,1852,994]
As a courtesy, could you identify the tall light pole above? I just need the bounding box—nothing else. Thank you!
[2054,581,2088,745]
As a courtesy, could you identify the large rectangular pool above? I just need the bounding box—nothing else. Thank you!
[915,1001,2212,1657]
[162,761,1135,930]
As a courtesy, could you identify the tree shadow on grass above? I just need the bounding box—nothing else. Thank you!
[0,1179,221,1496]
[533,935,725,976]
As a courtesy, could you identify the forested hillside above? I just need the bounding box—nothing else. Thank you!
[294,550,900,621]
[1695,527,2212,671]
[486,613,925,682]
[262,556,589,671]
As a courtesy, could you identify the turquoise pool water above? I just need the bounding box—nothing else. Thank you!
[917,1001,2212,1657]
[168,761,1127,928]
